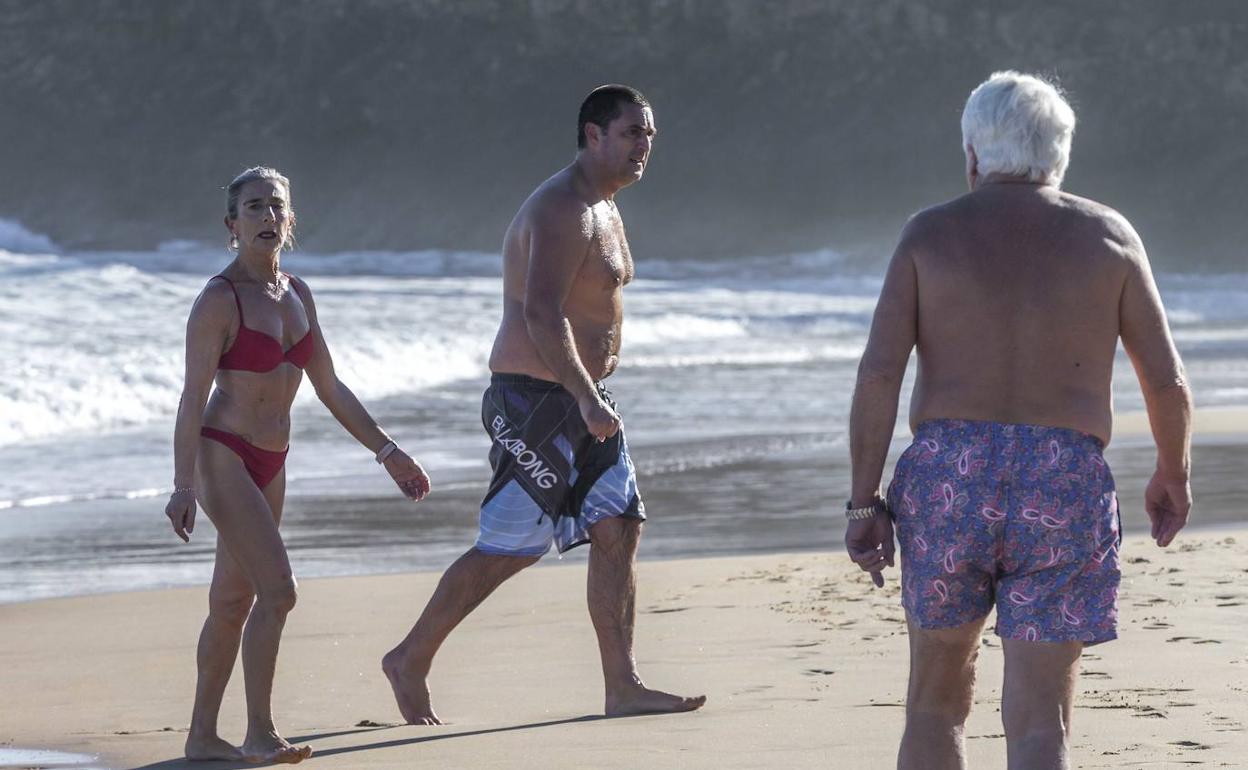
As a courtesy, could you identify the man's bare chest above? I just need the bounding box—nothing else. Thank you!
[582,221,634,291]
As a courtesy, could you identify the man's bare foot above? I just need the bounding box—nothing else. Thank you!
[606,684,707,716]
[382,647,443,725]
[241,730,312,765]
[185,733,243,761]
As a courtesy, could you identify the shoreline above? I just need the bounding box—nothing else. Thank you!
[3,530,1245,769]
[3,421,1244,607]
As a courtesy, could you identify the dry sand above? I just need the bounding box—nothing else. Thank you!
[1,528,1245,769]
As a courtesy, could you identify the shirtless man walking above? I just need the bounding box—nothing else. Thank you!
[384,85,706,723]
[845,71,1192,768]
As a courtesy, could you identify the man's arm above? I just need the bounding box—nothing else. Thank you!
[1117,224,1193,547]
[849,222,920,505]
[522,201,619,439]
[844,220,921,585]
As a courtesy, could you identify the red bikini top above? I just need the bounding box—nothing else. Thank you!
[212,274,314,372]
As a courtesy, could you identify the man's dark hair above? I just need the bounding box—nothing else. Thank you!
[577,84,650,149]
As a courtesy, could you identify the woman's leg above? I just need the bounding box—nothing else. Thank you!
[184,534,254,760]
[194,439,309,764]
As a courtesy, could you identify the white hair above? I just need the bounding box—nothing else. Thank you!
[960,71,1076,187]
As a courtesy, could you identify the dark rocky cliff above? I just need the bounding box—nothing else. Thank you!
[2,0,1245,267]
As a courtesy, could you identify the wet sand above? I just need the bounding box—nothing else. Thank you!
[1,528,1244,769]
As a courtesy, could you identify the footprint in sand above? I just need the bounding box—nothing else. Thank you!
[1081,670,1112,680]
[1131,706,1167,719]
[1169,739,1211,749]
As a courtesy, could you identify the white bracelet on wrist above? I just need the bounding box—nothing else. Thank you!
[375,441,398,464]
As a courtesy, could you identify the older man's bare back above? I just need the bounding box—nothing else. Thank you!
[488,166,633,383]
[896,181,1176,445]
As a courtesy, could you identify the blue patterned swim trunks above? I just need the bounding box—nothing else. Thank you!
[887,419,1121,644]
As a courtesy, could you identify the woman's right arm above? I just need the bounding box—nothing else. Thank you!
[165,284,231,542]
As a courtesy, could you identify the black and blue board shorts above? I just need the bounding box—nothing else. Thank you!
[475,373,645,557]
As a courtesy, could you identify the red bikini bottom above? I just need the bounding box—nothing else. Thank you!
[200,427,289,490]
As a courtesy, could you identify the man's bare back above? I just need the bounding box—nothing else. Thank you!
[892,181,1180,445]
[488,165,634,384]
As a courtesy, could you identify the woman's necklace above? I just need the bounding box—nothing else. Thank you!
[262,271,289,302]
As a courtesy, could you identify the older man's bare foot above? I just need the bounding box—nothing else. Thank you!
[184,733,243,761]
[382,648,443,725]
[606,683,707,716]
[241,730,312,765]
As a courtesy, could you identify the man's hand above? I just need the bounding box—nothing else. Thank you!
[384,449,432,502]
[165,489,197,542]
[845,514,895,587]
[579,394,621,442]
[1145,469,1190,547]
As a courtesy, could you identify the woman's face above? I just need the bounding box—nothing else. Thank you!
[227,179,293,253]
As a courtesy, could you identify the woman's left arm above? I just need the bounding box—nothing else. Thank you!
[294,276,431,501]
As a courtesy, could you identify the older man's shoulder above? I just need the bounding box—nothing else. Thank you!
[1054,190,1144,253]
[895,198,966,247]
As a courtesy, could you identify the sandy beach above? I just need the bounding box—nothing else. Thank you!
[2,527,1244,769]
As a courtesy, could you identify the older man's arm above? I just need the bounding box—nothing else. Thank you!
[1117,222,1193,547]
[845,220,921,585]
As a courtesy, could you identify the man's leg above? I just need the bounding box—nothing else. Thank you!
[1001,639,1082,770]
[586,516,706,716]
[383,548,538,724]
[898,616,987,770]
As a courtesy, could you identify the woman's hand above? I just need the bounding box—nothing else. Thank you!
[165,489,197,542]
[384,449,432,501]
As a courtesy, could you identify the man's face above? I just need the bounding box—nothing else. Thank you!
[592,103,657,186]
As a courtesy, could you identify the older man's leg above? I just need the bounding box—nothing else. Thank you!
[1001,639,1082,770]
[898,617,987,770]
[587,516,706,715]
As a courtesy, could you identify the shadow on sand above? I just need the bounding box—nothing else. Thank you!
[125,714,609,769]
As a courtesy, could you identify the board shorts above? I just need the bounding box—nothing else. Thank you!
[886,419,1121,644]
[475,373,645,557]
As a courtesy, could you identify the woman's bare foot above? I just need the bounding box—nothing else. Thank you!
[606,682,707,717]
[382,648,443,725]
[241,729,312,765]
[185,733,243,761]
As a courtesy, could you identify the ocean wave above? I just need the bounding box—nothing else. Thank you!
[0,219,58,254]
[630,345,863,369]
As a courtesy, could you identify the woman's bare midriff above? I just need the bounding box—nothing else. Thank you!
[201,369,304,450]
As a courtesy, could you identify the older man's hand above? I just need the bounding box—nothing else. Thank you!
[845,514,895,587]
[1144,470,1191,548]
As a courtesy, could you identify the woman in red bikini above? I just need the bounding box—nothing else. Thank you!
[164,166,430,764]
